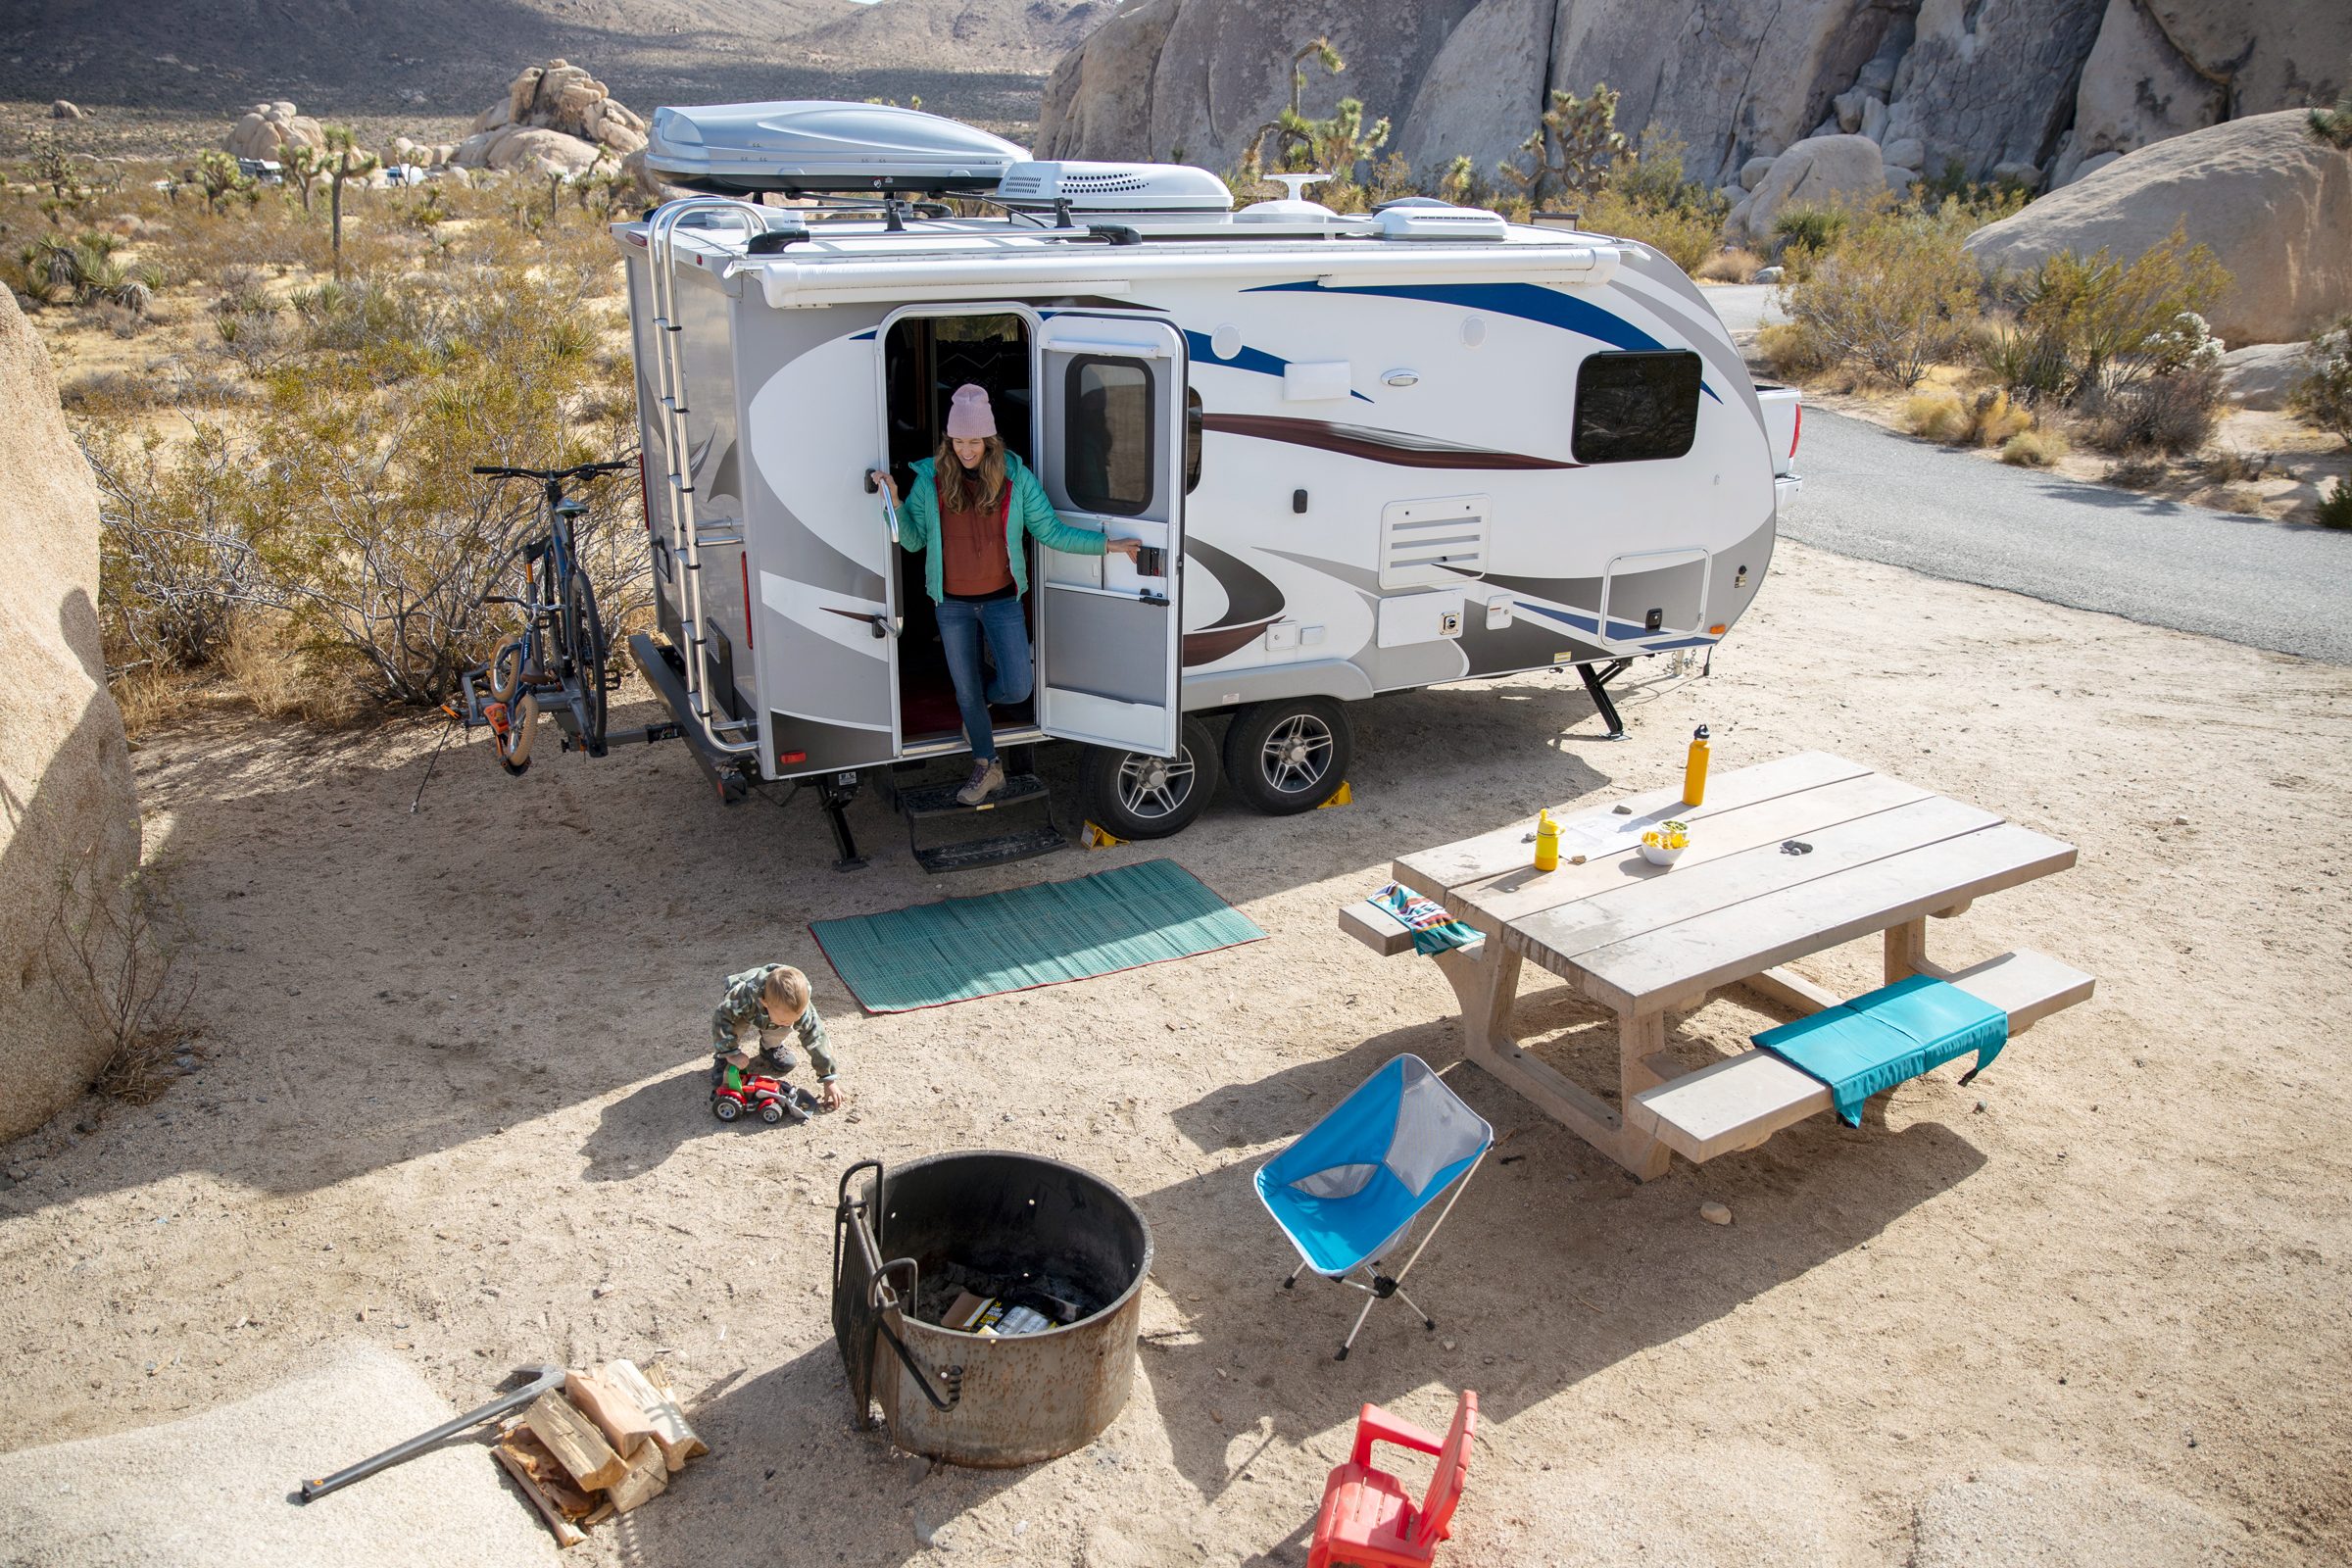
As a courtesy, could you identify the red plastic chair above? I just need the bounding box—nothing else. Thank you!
[1307,1390,1478,1568]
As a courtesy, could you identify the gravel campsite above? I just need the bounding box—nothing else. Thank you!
[5,537,2346,1565]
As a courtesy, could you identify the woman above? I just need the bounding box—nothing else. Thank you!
[871,384,1142,805]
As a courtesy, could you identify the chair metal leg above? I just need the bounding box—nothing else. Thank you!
[1388,1282,1438,1332]
[1337,1291,1381,1361]
[1284,1259,1309,1292]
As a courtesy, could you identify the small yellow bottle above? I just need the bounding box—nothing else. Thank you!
[1684,725,1712,807]
[1534,808,1560,871]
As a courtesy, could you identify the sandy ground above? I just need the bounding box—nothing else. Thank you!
[3,538,2349,1566]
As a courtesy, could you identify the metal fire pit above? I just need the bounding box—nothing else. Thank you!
[833,1152,1152,1467]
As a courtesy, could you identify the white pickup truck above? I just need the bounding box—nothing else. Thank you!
[1757,382,1804,512]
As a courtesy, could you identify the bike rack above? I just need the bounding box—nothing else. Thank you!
[645,196,770,761]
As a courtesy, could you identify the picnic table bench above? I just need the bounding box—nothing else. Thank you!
[1343,752,2092,1179]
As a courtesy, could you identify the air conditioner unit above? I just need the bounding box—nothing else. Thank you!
[994,161,1234,215]
[1372,203,1509,241]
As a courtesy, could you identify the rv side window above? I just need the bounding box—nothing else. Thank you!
[1185,386,1202,494]
[1065,355,1155,516]
[1572,351,1702,465]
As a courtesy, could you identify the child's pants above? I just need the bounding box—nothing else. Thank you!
[715,1025,800,1075]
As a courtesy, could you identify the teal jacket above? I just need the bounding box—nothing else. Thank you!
[898,452,1104,603]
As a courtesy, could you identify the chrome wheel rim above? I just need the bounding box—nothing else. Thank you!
[1114,745,1198,821]
[1257,713,1334,795]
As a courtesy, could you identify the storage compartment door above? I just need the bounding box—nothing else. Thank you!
[1032,315,1186,757]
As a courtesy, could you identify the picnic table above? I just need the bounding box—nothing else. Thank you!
[1344,752,2091,1180]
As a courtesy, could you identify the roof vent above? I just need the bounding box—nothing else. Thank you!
[1372,202,1508,241]
[994,161,1233,214]
[643,100,1026,194]
[1237,172,1340,224]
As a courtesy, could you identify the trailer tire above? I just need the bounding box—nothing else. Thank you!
[1222,698,1352,814]
[1076,716,1220,841]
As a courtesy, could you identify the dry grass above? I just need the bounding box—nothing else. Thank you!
[1999,428,2070,467]
[110,663,213,741]
[1697,246,1764,284]
[1900,388,1971,443]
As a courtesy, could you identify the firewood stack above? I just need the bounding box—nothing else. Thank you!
[491,1359,708,1546]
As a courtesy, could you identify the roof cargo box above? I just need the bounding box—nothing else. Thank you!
[642,100,1027,195]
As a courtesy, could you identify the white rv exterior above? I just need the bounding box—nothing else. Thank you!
[615,103,1800,844]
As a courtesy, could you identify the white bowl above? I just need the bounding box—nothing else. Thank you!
[1640,842,1686,867]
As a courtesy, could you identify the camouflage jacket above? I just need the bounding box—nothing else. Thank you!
[710,964,838,1080]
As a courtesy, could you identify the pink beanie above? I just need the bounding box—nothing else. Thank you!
[945,383,997,439]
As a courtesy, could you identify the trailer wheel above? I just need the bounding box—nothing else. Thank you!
[1077,716,1220,841]
[1222,698,1352,815]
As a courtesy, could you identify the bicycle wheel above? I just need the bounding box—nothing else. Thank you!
[564,566,609,754]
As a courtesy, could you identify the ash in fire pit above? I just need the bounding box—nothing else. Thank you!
[834,1152,1152,1466]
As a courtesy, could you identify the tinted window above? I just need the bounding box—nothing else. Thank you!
[1065,356,1155,515]
[1572,351,1702,465]
[1185,385,1202,494]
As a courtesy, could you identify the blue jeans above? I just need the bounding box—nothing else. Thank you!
[935,595,1032,762]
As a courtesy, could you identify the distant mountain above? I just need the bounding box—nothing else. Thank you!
[795,0,1117,74]
[0,0,1107,125]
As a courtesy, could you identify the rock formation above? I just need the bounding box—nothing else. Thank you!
[0,290,143,1143]
[48,100,82,121]
[224,101,324,161]
[1734,134,1887,247]
[1965,112,2352,346]
[1037,0,2345,195]
[452,61,645,175]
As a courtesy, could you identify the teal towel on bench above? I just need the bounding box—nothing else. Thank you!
[1753,974,2009,1127]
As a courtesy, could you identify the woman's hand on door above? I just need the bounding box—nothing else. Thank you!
[866,468,900,504]
[1105,536,1142,562]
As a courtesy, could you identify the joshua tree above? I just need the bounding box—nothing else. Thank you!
[193,149,252,216]
[320,126,380,275]
[1246,39,1347,173]
[282,143,326,212]
[1502,83,1628,208]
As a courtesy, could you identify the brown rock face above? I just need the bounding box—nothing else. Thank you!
[222,101,324,160]
[453,60,646,172]
[0,291,142,1142]
[1740,134,1887,247]
[1966,112,2352,347]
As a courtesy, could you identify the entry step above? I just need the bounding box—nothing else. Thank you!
[910,824,1070,875]
[897,772,1050,820]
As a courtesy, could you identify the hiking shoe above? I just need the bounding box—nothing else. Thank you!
[956,758,1005,806]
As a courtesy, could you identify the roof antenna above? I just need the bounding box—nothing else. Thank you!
[1268,172,1332,203]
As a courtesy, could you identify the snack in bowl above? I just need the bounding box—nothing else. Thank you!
[1640,819,1690,866]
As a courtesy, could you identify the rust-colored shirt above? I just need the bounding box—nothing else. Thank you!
[938,470,1015,599]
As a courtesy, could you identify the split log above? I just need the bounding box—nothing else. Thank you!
[494,1444,587,1547]
[498,1425,598,1517]
[521,1390,627,1491]
[600,1359,707,1473]
[605,1434,669,1513]
[564,1369,660,1461]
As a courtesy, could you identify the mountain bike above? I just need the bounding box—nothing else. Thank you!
[459,460,635,774]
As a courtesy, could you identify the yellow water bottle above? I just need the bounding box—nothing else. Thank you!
[1684,725,1711,807]
[1534,809,1560,871]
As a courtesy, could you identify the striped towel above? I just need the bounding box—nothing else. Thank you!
[1373,882,1483,956]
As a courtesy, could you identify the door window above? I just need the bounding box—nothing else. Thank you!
[1571,350,1702,464]
[1064,355,1156,515]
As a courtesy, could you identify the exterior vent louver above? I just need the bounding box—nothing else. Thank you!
[1379,496,1491,589]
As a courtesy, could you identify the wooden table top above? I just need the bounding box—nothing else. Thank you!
[1392,752,2077,1016]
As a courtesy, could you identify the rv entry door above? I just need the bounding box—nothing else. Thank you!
[1031,314,1187,758]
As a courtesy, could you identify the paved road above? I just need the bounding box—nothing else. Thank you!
[1702,282,1787,335]
[1781,408,2351,664]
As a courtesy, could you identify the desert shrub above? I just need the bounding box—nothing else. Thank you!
[1697,246,1763,283]
[2317,477,2352,529]
[2006,225,2230,403]
[2081,365,2223,456]
[2197,447,2270,485]
[1579,186,1720,272]
[1899,388,1970,442]
[1771,205,1852,256]
[1782,211,1983,387]
[86,421,270,669]
[44,850,199,1106]
[2289,318,2352,449]
[1971,387,2034,445]
[1755,319,1832,378]
[1999,427,2069,466]
[1971,321,2073,403]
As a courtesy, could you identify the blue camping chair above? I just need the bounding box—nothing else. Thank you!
[1257,1054,1494,1360]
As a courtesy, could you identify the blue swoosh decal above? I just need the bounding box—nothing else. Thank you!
[1245,280,1721,403]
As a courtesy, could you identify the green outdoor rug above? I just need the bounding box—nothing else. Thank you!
[809,858,1265,1012]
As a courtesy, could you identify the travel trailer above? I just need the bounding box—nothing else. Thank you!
[611,102,1802,871]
